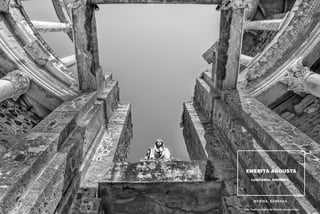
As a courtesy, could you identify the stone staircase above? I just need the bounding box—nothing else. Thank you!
[180,70,320,213]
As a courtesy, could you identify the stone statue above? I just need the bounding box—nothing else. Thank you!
[144,139,171,160]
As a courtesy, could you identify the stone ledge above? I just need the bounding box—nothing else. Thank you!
[78,101,105,158]
[212,93,317,212]
[80,103,132,191]
[8,127,85,214]
[106,160,207,182]
[194,77,213,120]
[80,127,106,181]
[32,92,97,149]
[54,173,81,214]
[97,80,119,124]
[182,101,209,160]
[199,65,320,210]
[182,100,258,213]
[224,90,320,210]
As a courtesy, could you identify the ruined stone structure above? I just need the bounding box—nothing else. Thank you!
[0,0,320,213]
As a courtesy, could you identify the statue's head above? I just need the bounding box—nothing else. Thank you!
[154,139,164,153]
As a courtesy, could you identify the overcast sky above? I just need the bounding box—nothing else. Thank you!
[23,0,220,162]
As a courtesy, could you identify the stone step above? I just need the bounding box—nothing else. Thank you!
[77,101,105,159]
[97,80,120,123]
[36,92,98,148]
[192,74,319,213]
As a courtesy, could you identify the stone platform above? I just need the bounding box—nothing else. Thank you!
[98,160,221,214]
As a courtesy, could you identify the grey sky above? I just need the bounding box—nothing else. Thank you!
[23,0,220,162]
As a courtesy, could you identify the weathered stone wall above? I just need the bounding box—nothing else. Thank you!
[272,94,320,145]
[79,103,133,193]
[182,101,264,213]
[223,92,320,212]
[0,98,41,159]
[182,72,320,213]
[0,77,133,214]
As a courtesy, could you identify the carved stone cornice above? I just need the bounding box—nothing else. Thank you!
[2,70,30,99]
[281,59,314,95]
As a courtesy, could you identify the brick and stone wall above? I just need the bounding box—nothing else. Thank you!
[272,94,320,145]
[0,98,41,159]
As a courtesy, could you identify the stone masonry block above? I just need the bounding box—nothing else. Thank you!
[224,90,320,210]
[0,133,60,214]
[59,126,85,193]
[81,104,132,191]
[78,101,105,159]
[97,80,119,124]
[10,152,67,214]
[54,92,97,123]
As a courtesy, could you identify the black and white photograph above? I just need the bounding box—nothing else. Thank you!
[0,0,319,213]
